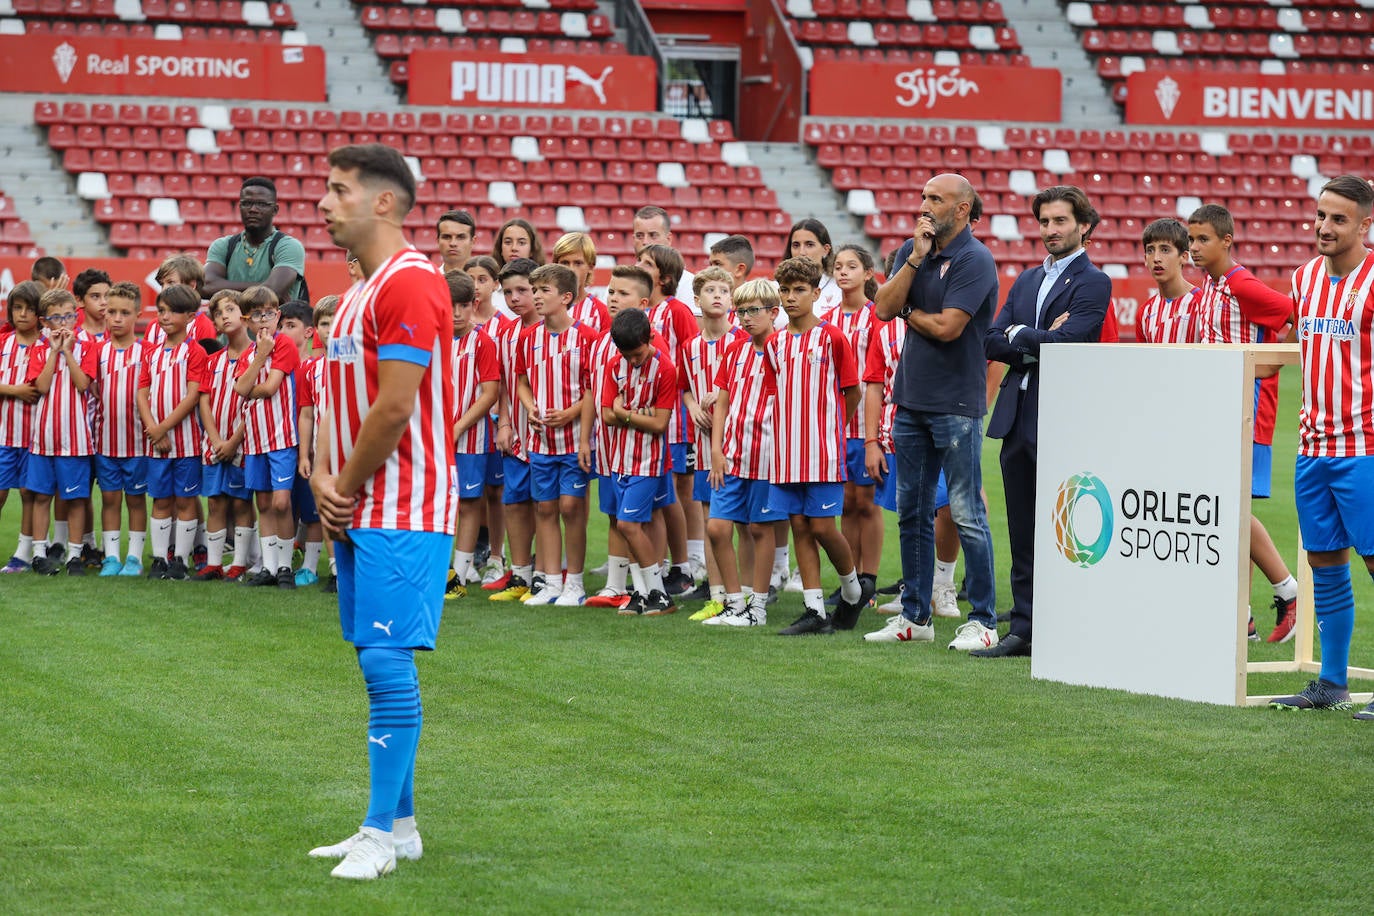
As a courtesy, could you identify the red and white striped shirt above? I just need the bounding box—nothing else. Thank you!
[821,300,877,438]
[452,330,500,455]
[765,322,857,484]
[296,354,327,455]
[571,294,611,334]
[1197,265,1291,446]
[145,312,217,348]
[1137,287,1203,344]
[587,331,619,468]
[714,338,776,480]
[681,327,746,472]
[648,297,698,445]
[0,333,36,449]
[139,338,209,459]
[202,348,246,465]
[326,248,456,534]
[862,317,906,453]
[514,320,599,456]
[234,333,300,455]
[494,318,535,461]
[26,337,98,456]
[600,348,678,477]
[1292,250,1374,458]
[94,339,147,458]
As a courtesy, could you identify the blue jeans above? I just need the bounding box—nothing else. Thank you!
[892,408,997,627]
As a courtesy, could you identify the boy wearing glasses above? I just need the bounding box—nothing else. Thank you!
[233,286,300,588]
[24,289,98,575]
[203,176,307,304]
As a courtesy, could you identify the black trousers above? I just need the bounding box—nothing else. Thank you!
[998,391,1037,642]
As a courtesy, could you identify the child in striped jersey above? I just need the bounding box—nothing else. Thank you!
[464,255,512,586]
[277,299,322,586]
[702,280,781,627]
[0,281,43,573]
[766,257,870,635]
[681,266,748,619]
[295,296,339,590]
[136,284,208,580]
[26,288,98,576]
[93,282,149,576]
[233,285,300,589]
[553,231,611,334]
[514,263,599,606]
[195,290,257,581]
[443,271,499,599]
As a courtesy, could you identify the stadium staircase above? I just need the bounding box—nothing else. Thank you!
[744,140,874,254]
[1004,0,1116,125]
[289,0,393,106]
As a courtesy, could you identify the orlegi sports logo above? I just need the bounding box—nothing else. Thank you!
[1053,472,1113,568]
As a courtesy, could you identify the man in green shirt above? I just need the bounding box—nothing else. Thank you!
[203,177,307,303]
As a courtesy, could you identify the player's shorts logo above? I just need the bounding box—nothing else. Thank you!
[1053,472,1114,568]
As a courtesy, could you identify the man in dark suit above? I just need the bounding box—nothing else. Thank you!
[977,186,1112,657]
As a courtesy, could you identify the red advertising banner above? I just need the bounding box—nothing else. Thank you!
[808,61,1061,121]
[0,36,326,101]
[1126,71,1374,128]
[407,50,658,110]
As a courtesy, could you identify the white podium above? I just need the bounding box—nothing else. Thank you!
[1032,343,1372,706]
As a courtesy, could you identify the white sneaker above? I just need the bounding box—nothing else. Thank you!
[480,562,508,587]
[863,614,934,643]
[783,568,804,593]
[310,827,423,861]
[522,582,561,605]
[878,585,903,614]
[931,583,960,618]
[328,826,396,880]
[554,586,586,606]
[717,604,765,627]
[948,620,998,651]
[464,565,482,585]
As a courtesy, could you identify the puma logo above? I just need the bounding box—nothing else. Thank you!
[368,734,392,749]
[567,65,613,105]
[372,620,393,637]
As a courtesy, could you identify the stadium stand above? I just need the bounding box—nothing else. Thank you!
[0,191,42,258]
[805,120,1373,279]
[784,0,1028,69]
[0,0,302,42]
[351,0,624,88]
[36,101,790,271]
[1063,1,1374,106]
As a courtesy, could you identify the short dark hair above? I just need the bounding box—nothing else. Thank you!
[437,209,475,234]
[327,143,416,215]
[640,244,683,297]
[73,268,111,300]
[157,284,201,314]
[969,192,984,224]
[1031,186,1095,225]
[610,306,652,352]
[529,263,578,299]
[239,285,279,313]
[240,176,277,199]
[610,264,653,300]
[786,218,834,273]
[1187,203,1234,239]
[279,299,313,325]
[6,279,43,324]
[709,234,755,272]
[498,257,538,284]
[157,254,205,291]
[1320,174,1374,216]
[208,289,240,320]
[107,281,141,305]
[1142,218,1189,251]
[774,256,822,289]
[633,206,671,232]
[445,269,475,306]
[30,256,65,282]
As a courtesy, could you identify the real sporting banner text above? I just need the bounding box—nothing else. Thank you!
[0,35,326,101]
[1126,71,1374,128]
[407,50,657,110]
[807,61,1061,121]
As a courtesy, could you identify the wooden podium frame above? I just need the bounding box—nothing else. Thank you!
[1230,345,1374,706]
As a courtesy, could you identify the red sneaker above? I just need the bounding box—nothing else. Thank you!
[585,588,630,609]
[192,565,224,582]
[1267,595,1298,644]
[481,569,512,591]
[223,565,248,581]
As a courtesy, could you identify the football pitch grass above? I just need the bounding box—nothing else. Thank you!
[3,372,1373,913]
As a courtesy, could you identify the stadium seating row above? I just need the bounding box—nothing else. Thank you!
[3,0,294,25]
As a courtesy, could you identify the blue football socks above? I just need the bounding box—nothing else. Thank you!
[358,647,422,832]
[1313,564,1354,688]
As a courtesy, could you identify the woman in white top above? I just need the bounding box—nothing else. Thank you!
[786,218,841,314]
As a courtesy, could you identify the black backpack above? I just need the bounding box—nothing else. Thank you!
[224,230,309,303]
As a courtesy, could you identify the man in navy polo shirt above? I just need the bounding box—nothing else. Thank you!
[864,173,1001,651]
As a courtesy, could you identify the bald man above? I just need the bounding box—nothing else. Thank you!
[863,174,1001,651]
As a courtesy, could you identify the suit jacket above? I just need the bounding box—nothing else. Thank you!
[984,253,1112,444]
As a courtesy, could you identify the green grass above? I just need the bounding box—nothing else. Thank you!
[2,370,1372,913]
